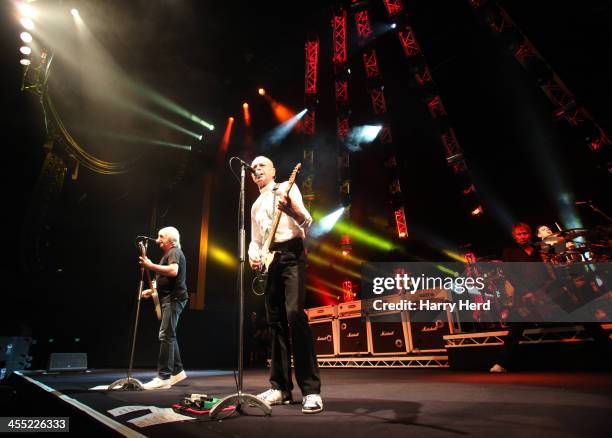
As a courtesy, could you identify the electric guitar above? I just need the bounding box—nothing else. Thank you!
[138,241,162,320]
[252,163,302,296]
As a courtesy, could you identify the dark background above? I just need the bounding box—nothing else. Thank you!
[2,0,610,370]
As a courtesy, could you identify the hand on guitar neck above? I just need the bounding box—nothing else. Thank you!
[277,191,307,225]
[137,242,162,320]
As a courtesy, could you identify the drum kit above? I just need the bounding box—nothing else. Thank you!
[462,224,611,325]
[538,225,612,264]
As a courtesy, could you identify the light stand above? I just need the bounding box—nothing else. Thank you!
[108,240,148,391]
[210,160,272,418]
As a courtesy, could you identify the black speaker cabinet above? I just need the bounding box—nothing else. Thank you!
[48,353,88,372]
[310,318,337,357]
[408,310,452,353]
[368,313,409,355]
[338,316,369,355]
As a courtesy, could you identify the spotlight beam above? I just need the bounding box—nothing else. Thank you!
[67,12,215,132]
[100,132,192,151]
[310,207,345,237]
[262,109,307,147]
[116,100,203,141]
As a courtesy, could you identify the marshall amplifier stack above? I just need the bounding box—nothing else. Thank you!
[305,305,338,357]
[406,289,455,353]
[363,294,410,356]
[306,289,456,358]
[337,301,370,355]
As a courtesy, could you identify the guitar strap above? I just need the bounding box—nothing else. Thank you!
[269,182,280,231]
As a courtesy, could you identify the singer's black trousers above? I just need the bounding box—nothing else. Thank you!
[264,238,321,396]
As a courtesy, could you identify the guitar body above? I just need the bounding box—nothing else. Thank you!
[252,251,278,296]
[251,163,302,296]
[150,280,162,320]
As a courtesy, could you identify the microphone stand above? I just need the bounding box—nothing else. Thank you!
[108,240,147,391]
[210,161,271,418]
[587,202,612,223]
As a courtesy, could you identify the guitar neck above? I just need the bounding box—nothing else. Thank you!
[139,244,155,287]
[262,183,295,251]
[260,163,302,252]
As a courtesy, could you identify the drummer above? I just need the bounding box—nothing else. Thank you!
[536,225,576,261]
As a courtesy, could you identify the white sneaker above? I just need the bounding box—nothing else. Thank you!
[256,388,292,405]
[489,364,507,373]
[143,377,172,390]
[170,370,187,385]
[302,394,323,414]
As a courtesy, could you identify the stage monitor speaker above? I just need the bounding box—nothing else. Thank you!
[47,352,88,372]
[338,316,369,355]
[368,313,409,355]
[309,319,337,357]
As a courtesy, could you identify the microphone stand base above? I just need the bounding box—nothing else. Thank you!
[107,377,144,391]
[209,392,272,419]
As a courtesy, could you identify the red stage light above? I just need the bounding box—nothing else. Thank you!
[471,206,484,216]
[394,207,408,239]
[242,102,249,108]
[342,280,354,302]
[258,88,265,95]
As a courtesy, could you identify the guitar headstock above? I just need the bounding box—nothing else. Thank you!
[288,163,301,185]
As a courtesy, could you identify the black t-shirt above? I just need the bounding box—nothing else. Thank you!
[502,243,551,295]
[155,247,188,302]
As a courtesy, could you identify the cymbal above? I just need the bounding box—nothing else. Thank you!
[542,235,565,245]
[542,228,589,245]
[561,228,589,238]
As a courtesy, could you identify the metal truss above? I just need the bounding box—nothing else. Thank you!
[379,125,393,143]
[394,207,408,238]
[383,0,404,17]
[335,80,348,104]
[332,10,348,65]
[445,331,506,348]
[444,325,608,348]
[427,95,447,119]
[332,6,351,229]
[441,128,468,173]
[398,26,422,57]
[353,5,406,237]
[385,6,480,215]
[414,66,433,86]
[369,88,387,115]
[355,10,373,40]
[302,110,316,135]
[305,38,319,95]
[362,49,381,78]
[337,116,349,138]
[468,0,610,153]
[318,355,449,368]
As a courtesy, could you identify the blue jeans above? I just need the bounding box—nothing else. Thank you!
[158,299,187,379]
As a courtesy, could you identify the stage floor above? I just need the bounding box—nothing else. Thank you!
[8,368,612,437]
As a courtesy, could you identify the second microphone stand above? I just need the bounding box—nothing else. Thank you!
[108,240,148,391]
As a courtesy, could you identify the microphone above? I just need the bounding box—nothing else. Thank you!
[232,157,257,175]
[136,236,159,243]
[575,200,592,205]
